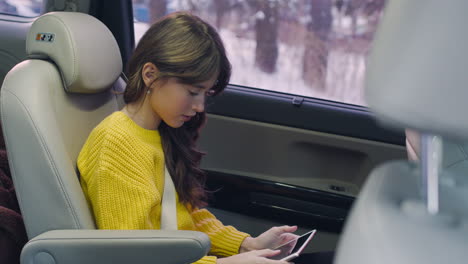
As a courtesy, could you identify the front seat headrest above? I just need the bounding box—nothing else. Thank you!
[26,12,122,94]
[365,1,468,140]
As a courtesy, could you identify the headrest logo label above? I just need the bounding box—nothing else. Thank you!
[36,33,55,42]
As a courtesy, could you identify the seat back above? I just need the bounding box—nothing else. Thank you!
[335,1,468,264]
[0,12,124,239]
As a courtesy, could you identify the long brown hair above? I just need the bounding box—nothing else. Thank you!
[124,12,231,208]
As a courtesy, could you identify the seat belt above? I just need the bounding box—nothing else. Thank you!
[160,165,178,230]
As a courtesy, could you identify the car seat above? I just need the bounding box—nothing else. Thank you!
[0,12,209,264]
[335,1,468,263]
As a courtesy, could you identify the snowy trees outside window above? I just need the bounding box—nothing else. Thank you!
[133,0,386,106]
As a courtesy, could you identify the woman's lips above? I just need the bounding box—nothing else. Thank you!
[182,115,192,122]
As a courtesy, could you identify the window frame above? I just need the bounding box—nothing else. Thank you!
[0,12,38,22]
[207,85,405,146]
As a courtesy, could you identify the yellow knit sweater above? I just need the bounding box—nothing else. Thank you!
[78,111,249,264]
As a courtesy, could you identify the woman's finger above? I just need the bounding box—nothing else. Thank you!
[277,225,297,234]
[256,249,281,258]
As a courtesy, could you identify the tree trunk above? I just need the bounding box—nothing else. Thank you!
[303,0,332,90]
[309,0,333,41]
[149,0,167,23]
[254,0,279,74]
[215,0,230,29]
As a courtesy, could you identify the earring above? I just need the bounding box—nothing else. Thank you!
[147,89,151,94]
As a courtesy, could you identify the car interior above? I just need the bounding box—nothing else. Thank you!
[1,0,462,263]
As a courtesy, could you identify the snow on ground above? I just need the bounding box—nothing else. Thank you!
[221,29,366,106]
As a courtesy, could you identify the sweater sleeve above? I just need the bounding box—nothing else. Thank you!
[192,256,217,264]
[191,208,250,257]
[78,136,162,230]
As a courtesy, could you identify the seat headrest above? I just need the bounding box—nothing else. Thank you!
[365,1,468,140]
[26,12,122,93]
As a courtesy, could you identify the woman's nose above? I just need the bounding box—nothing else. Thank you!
[192,96,205,113]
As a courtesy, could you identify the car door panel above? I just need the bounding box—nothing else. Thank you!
[200,87,407,251]
[201,114,404,196]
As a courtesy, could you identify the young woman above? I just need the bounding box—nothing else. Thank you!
[78,12,332,264]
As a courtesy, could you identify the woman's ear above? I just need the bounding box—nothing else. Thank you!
[141,62,159,88]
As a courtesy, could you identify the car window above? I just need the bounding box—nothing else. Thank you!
[0,0,43,17]
[132,0,386,106]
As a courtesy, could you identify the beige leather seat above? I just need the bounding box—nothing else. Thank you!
[335,1,468,264]
[0,12,209,264]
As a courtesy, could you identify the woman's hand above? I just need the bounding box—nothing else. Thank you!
[240,225,299,253]
[217,249,292,264]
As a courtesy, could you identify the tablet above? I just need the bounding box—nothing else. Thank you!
[270,229,317,261]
